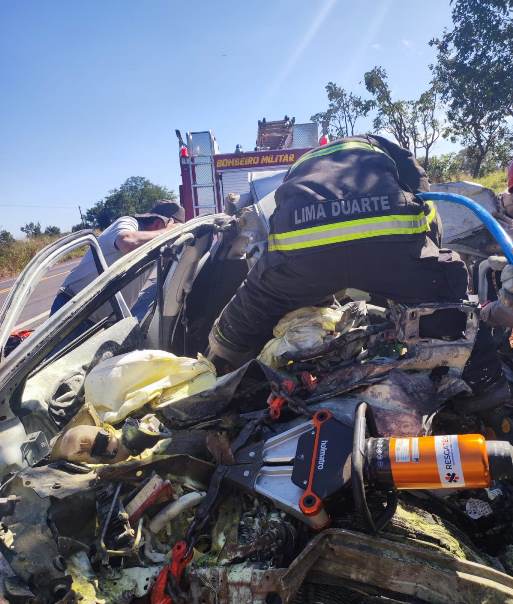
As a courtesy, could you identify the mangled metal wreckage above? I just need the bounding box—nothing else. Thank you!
[3,185,513,603]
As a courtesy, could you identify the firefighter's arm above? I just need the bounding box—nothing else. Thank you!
[115,223,174,254]
[481,300,513,328]
[371,134,429,193]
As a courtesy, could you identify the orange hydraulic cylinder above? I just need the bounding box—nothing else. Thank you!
[388,434,490,490]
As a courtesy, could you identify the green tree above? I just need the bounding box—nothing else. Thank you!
[0,230,15,245]
[480,132,513,173]
[364,67,412,150]
[44,225,61,236]
[311,82,374,138]
[364,67,444,167]
[410,86,444,169]
[85,176,176,229]
[431,0,513,176]
[426,152,463,183]
[21,222,42,238]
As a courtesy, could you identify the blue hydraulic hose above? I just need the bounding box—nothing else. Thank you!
[418,191,513,264]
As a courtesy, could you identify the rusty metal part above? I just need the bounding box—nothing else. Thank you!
[95,482,139,560]
[389,302,478,372]
[312,340,473,409]
[97,454,214,491]
[279,528,513,604]
[222,517,298,566]
[206,431,236,464]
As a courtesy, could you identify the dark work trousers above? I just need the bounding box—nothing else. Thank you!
[214,236,502,393]
[218,237,468,352]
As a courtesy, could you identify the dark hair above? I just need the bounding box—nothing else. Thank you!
[136,215,166,230]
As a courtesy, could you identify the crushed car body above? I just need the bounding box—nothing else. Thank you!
[5,185,513,603]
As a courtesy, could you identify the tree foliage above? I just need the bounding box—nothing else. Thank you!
[364,67,444,167]
[44,225,61,236]
[0,230,15,245]
[425,152,465,182]
[410,86,444,167]
[364,67,412,149]
[21,222,42,239]
[84,176,176,230]
[311,82,374,138]
[431,0,513,176]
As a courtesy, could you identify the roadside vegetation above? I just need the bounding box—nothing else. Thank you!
[0,235,80,279]
[311,0,512,186]
[3,0,511,279]
[0,176,175,279]
[469,170,508,194]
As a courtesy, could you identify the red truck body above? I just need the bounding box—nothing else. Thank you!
[177,118,319,220]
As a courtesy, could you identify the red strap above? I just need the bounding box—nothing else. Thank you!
[170,540,192,581]
[150,540,192,604]
[150,564,172,604]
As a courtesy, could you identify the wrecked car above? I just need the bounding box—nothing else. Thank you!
[3,184,513,603]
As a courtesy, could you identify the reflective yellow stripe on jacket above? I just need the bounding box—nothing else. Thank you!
[268,211,429,252]
[425,200,437,224]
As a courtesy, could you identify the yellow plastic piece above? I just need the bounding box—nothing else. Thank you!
[84,350,216,424]
[259,304,361,369]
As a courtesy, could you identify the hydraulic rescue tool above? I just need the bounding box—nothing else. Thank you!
[225,403,513,532]
[152,403,513,602]
[152,192,513,601]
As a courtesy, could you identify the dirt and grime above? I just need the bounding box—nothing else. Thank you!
[4,186,513,603]
[3,294,513,604]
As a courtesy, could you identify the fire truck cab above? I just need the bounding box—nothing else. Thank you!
[176,117,319,220]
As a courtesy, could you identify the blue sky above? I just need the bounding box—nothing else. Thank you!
[0,0,454,236]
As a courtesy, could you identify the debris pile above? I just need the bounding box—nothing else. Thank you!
[3,297,513,604]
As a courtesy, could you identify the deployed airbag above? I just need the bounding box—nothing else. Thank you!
[84,350,216,424]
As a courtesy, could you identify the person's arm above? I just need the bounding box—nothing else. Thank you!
[115,223,174,254]
[370,134,430,193]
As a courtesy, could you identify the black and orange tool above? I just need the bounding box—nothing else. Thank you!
[226,402,513,533]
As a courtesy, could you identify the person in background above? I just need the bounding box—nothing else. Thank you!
[50,200,185,332]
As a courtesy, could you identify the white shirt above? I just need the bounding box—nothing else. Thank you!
[62,216,149,322]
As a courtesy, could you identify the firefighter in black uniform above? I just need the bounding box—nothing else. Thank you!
[207,136,502,399]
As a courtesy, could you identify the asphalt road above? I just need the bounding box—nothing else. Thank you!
[0,259,80,330]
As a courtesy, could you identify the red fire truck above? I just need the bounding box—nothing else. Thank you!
[176,117,319,220]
